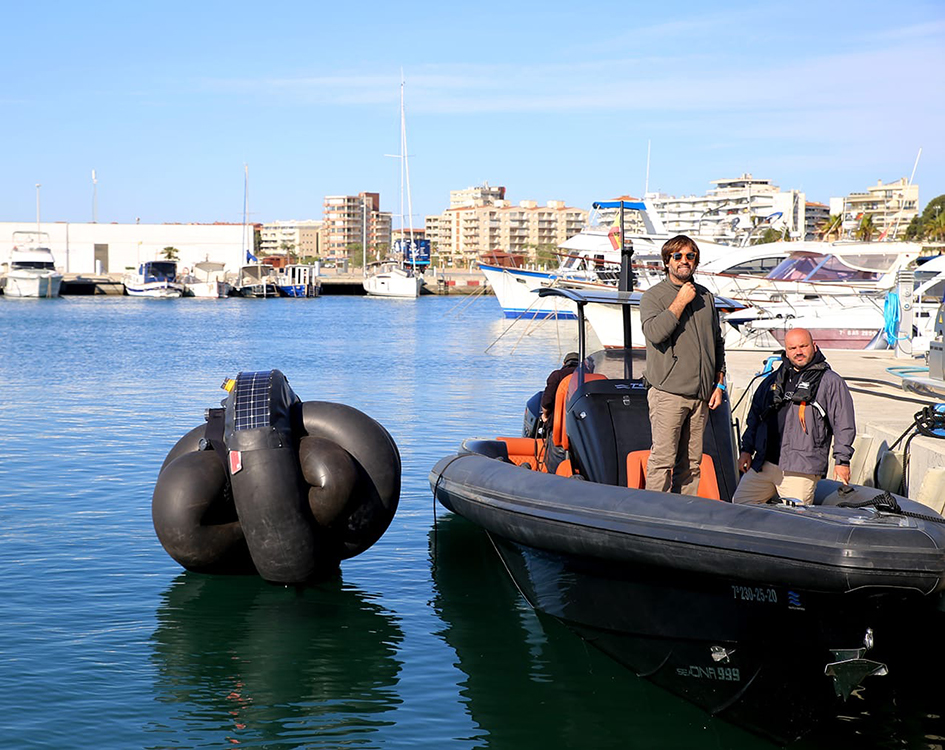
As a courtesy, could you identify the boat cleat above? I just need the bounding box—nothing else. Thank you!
[710,645,735,663]
[824,628,887,699]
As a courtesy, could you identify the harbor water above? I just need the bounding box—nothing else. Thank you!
[1,295,942,749]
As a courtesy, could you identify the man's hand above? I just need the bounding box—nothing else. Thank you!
[835,464,851,485]
[708,387,723,410]
[737,451,752,473]
[668,282,697,319]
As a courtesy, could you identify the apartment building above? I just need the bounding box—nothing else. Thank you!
[425,193,586,267]
[841,178,919,240]
[647,174,806,243]
[804,202,831,240]
[259,220,324,259]
[323,192,392,263]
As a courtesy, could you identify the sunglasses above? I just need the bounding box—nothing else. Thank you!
[671,252,697,261]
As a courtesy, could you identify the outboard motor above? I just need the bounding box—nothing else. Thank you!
[152,370,400,584]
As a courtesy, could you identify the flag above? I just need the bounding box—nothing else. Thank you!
[608,225,621,251]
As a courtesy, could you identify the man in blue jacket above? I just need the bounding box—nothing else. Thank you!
[733,328,856,505]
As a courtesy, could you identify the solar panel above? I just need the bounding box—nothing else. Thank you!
[232,371,273,431]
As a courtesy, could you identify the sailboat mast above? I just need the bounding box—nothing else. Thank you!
[401,77,417,274]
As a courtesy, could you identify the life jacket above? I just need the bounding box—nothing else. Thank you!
[763,352,830,433]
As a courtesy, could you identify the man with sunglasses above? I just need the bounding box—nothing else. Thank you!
[640,235,726,494]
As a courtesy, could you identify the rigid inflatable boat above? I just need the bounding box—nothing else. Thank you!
[429,286,945,742]
[153,369,400,584]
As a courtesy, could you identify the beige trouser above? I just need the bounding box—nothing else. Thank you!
[732,461,818,505]
[645,388,708,495]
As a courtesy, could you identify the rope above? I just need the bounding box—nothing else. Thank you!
[838,489,945,525]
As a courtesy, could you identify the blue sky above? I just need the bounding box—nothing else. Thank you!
[1,1,942,227]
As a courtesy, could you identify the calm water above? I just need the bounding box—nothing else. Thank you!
[0,295,941,749]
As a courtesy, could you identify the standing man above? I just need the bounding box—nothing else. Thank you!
[733,328,855,505]
[640,235,726,494]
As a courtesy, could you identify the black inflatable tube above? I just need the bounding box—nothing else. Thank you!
[300,401,400,559]
[152,449,254,574]
[152,371,401,583]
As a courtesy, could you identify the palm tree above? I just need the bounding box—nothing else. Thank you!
[161,246,180,261]
[856,214,877,242]
[925,213,945,242]
[818,214,842,241]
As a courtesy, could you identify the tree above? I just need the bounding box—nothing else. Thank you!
[855,214,877,242]
[818,214,843,241]
[161,246,179,261]
[926,213,945,242]
[904,194,945,240]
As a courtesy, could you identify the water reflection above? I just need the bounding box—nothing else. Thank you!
[429,513,762,749]
[149,574,403,747]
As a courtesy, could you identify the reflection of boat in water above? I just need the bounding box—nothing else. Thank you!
[150,573,403,745]
[2,231,63,298]
[430,512,754,747]
[429,280,945,743]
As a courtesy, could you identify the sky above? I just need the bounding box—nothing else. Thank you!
[1,1,943,228]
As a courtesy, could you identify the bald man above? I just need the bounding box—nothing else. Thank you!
[733,328,856,506]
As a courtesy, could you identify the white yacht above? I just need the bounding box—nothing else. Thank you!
[123,260,185,298]
[479,200,779,320]
[2,232,63,298]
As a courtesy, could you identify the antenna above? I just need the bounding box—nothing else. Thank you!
[35,183,41,234]
[242,164,249,260]
[91,170,98,223]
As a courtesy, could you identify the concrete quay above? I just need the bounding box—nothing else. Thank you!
[726,348,945,512]
[57,269,492,296]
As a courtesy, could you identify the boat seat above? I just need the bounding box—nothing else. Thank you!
[496,437,546,471]
[551,372,608,451]
[625,449,722,501]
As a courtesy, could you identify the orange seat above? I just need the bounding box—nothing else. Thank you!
[497,437,546,471]
[626,449,721,501]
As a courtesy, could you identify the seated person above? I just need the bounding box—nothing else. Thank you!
[540,352,580,432]
[733,328,855,506]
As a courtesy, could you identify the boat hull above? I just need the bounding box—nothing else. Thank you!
[363,267,423,298]
[124,283,184,298]
[2,271,63,298]
[430,452,945,741]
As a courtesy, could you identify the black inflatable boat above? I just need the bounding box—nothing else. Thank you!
[429,287,945,742]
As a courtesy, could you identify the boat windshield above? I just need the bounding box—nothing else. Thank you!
[143,261,177,282]
[766,253,887,283]
[570,348,646,392]
[12,261,55,270]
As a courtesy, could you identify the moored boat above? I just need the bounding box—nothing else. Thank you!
[1,232,63,298]
[123,260,184,298]
[428,284,945,742]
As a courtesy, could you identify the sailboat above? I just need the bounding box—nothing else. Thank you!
[363,79,425,298]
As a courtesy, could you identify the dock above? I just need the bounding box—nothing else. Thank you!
[59,269,492,296]
[727,348,945,513]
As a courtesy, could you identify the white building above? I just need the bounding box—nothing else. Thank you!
[647,174,806,243]
[841,178,919,240]
[0,221,253,276]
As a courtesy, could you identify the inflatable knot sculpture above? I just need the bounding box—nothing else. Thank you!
[153,370,400,584]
